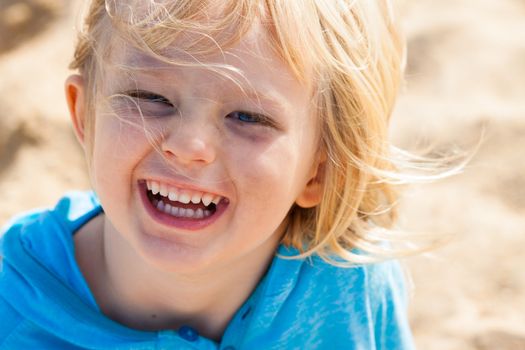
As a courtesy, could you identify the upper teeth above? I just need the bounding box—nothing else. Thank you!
[146,180,222,206]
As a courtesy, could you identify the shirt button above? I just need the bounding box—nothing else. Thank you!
[178,325,199,342]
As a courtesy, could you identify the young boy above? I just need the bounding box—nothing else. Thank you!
[0,1,415,348]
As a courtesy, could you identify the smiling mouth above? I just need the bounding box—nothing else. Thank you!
[143,180,224,220]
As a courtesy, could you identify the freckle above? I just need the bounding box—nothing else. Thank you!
[151,314,157,319]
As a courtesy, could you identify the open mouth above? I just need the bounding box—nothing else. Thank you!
[142,180,226,220]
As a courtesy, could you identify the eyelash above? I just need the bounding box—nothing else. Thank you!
[125,90,173,107]
[123,90,274,127]
[227,111,273,126]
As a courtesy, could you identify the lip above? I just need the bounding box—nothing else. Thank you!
[138,180,229,232]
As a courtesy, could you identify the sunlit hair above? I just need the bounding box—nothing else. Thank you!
[70,0,459,265]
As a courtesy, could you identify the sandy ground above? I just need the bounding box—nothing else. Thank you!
[0,0,524,349]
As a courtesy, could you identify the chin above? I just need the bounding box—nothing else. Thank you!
[133,228,226,274]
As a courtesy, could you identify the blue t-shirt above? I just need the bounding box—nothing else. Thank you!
[0,192,415,349]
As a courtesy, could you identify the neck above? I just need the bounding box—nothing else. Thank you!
[75,214,277,341]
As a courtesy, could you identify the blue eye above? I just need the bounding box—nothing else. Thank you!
[229,111,264,124]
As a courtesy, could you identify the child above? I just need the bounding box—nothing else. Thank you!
[0,0,415,349]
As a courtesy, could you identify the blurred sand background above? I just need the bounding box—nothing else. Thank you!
[0,0,524,349]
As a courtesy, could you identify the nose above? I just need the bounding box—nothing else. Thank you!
[160,116,217,167]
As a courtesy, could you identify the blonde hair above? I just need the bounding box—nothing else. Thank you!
[70,0,438,265]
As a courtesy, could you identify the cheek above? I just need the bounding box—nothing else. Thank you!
[226,138,302,203]
[90,115,152,188]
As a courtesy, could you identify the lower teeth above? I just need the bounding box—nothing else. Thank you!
[153,199,211,219]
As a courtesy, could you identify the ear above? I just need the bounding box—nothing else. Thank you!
[295,151,327,208]
[65,74,87,147]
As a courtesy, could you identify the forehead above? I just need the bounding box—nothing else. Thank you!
[105,23,314,113]
[109,20,278,72]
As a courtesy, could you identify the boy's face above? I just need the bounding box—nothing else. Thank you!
[68,23,323,274]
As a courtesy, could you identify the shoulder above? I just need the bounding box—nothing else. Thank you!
[0,192,106,349]
[304,258,414,349]
[303,256,411,327]
[246,251,415,349]
[271,245,409,305]
[0,190,101,270]
[0,191,102,311]
[299,254,408,304]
